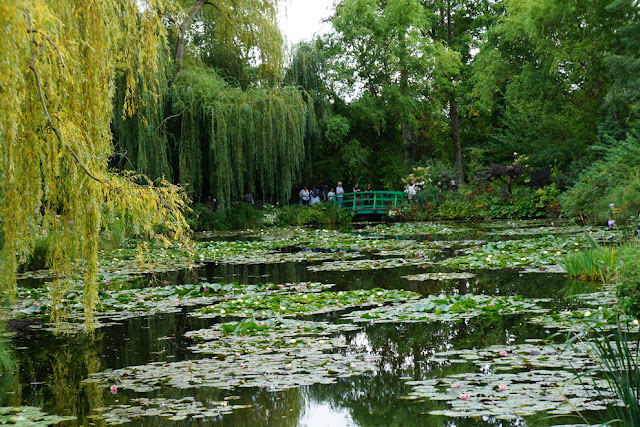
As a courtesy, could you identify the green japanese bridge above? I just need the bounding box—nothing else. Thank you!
[334,191,406,215]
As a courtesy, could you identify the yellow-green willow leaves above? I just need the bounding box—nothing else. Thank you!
[0,0,188,330]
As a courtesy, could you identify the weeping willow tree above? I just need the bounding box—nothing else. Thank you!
[171,66,313,207]
[0,0,189,329]
[110,0,317,204]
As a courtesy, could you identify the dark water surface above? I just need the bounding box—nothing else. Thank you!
[1,222,599,426]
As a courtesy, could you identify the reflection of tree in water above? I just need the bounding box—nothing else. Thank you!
[306,317,553,427]
[203,262,311,285]
[205,387,303,427]
[0,322,19,407]
[101,311,210,369]
[50,335,104,421]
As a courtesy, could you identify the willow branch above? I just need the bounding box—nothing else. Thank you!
[27,29,66,68]
[157,107,187,130]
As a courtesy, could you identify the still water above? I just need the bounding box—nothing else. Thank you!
[1,221,604,426]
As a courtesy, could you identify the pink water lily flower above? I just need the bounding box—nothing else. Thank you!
[451,383,461,388]
[459,393,470,400]
[110,385,117,394]
[104,279,110,283]
[488,302,496,306]
[499,350,508,356]
[498,384,508,392]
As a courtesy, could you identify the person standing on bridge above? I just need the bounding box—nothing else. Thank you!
[364,183,373,207]
[353,183,361,206]
[336,181,344,207]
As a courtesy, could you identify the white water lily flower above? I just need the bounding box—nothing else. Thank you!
[376,292,383,296]
[289,339,297,343]
[237,299,243,303]
[633,320,639,326]
[584,311,592,317]
[280,306,286,310]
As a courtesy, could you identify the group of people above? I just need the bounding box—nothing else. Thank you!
[299,182,374,206]
[299,182,342,206]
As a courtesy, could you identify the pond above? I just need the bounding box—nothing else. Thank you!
[0,220,623,426]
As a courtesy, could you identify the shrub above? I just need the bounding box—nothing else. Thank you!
[275,203,353,227]
[617,242,640,319]
[561,132,640,223]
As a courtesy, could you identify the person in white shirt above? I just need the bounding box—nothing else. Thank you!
[336,181,345,207]
[299,185,310,205]
[327,188,336,202]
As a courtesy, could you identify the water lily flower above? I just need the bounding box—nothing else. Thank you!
[488,302,495,306]
[473,246,478,249]
[499,350,508,356]
[104,279,110,283]
[105,290,111,295]
[608,220,615,227]
[633,319,639,326]
[145,293,151,297]
[110,385,117,394]
[138,299,144,303]
[451,383,461,388]
[18,292,24,296]
[459,393,470,400]
[498,384,507,392]
[584,311,592,317]
[609,203,615,208]
[33,302,40,306]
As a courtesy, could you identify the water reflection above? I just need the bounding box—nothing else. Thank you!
[5,221,599,426]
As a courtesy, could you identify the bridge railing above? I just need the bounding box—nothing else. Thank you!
[333,191,406,212]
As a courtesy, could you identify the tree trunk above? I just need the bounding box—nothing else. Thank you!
[445,0,464,185]
[175,0,209,74]
[450,98,464,185]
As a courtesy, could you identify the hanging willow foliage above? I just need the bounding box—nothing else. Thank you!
[0,0,189,330]
[171,65,314,207]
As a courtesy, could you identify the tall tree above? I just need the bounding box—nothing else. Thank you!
[471,0,630,169]
[421,0,500,185]
[328,0,458,164]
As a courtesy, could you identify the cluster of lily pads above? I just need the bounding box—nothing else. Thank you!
[0,406,75,425]
[91,397,249,425]
[185,318,360,355]
[13,282,335,324]
[307,258,431,272]
[405,339,615,419]
[402,272,476,281]
[439,235,586,270]
[193,288,420,318]
[343,293,549,323]
[86,343,379,392]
